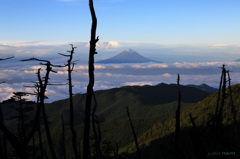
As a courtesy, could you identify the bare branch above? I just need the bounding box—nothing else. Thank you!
[47,83,67,86]
[0,56,14,61]
[21,58,49,63]
[58,53,70,57]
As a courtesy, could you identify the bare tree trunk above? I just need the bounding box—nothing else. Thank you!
[59,45,80,159]
[42,103,57,159]
[38,117,44,159]
[227,72,237,123]
[215,70,223,120]
[175,74,181,154]
[44,149,49,159]
[32,132,35,159]
[61,116,67,159]
[92,93,102,159]
[227,71,240,146]
[126,107,141,159]
[217,65,226,129]
[114,143,119,159]
[83,0,98,158]
[0,103,7,159]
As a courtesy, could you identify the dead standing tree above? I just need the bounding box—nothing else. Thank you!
[24,81,44,159]
[0,69,44,159]
[226,70,240,146]
[83,0,99,158]
[59,44,80,159]
[21,58,62,159]
[175,74,181,155]
[92,93,102,158]
[126,107,141,159]
[214,64,227,136]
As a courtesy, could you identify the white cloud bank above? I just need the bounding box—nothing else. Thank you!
[1,61,240,102]
[1,41,240,102]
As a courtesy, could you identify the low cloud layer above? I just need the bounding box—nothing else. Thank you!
[1,59,240,102]
[1,41,240,102]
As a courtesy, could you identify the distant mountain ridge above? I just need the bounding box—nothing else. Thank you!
[186,83,218,93]
[97,49,161,64]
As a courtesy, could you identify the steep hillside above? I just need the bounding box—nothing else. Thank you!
[121,85,240,159]
[45,83,211,127]
[0,83,214,158]
[42,83,212,157]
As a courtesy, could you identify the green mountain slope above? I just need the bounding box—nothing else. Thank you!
[42,83,212,156]
[122,85,240,159]
[42,83,211,136]
[0,83,214,158]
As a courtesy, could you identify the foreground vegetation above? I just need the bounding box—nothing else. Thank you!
[1,82,240,158]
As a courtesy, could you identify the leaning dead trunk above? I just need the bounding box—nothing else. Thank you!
[126,107,141,159]
[83,0,98,158]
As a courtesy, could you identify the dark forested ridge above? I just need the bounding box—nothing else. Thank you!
[121,84,240,159]
[0,83,220,158]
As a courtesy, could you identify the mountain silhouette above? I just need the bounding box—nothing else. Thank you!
[97,49,161,64]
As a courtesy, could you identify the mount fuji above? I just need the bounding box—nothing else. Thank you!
[97,49,161,64]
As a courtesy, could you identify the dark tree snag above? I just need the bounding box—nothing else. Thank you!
[32,132,36,159]
[61,116,67,159]
[0,56,14,61]
[0,103,8,159]
[42,103,57,159]
[217,64,226,129]
[59,44,80,159]
[227,71,240,146]
[227,71,237,123]
[0,122,27,158]
[92,93,102,158]
[83,0,98,158]
[38,116,44,159]
[40,63,57,159]
[189,113,197,129]
[214,65,223,125]
[175,74,181,154]
[113,143,119,159]
[21,59,58,159]
[44,149,49,159]
[189,113,206,159]
[126,107,141,159]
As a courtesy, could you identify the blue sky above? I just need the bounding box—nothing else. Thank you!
[1,0,240,44]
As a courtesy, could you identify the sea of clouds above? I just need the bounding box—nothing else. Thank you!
[0,41,240,102]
